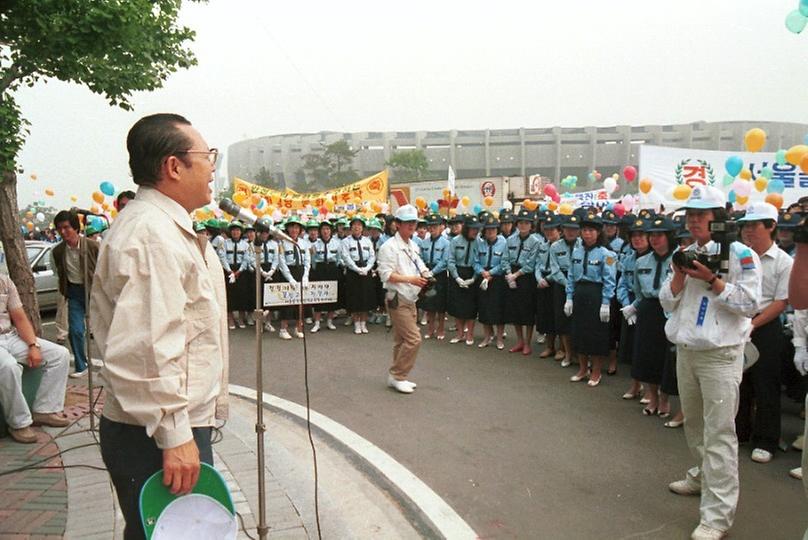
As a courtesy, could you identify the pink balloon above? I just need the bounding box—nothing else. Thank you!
[622,166,637,182]
[543,184,557,197]
[732,179,752,197]
[551,194,561,203]
[613,203,626,217]
[621,195,635,212]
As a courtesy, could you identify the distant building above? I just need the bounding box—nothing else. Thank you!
[227,121,808,189]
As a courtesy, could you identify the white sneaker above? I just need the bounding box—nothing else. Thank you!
[536,334,546,344]
[420,316,427,326]
[354,323,362,335]
[326,319,337,330]
[247,316,255,326]
[264,321,276,332]
[792,435,804,451]
[387,375,414,394]
[690,524,726,540]
[279,329,292,340]
[668,478,701,496]
[229,324,236,330]
[295,329,304,339]
[69,369,87,379]
[750,448,773,463]
[560,358,571,368]
[237,321,246,329]
[789,467,803,480]
[310,322,320,333]
[361,321,369,334]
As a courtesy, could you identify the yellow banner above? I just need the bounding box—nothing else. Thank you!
[232,170,388,211]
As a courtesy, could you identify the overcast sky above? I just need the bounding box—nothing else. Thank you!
[13,0,808,209]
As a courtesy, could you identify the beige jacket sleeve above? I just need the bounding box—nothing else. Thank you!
[205,242,230,421]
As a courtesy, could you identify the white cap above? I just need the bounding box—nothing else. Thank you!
[395,204,419,222]
[738,201,778,222]
[681,185,726,210]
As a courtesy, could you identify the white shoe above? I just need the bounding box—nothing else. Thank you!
[420,316,428,326]
[326,319,337,330]
[305,317,313,324]
[560,359,571,368]
[750,448,773,463]
[237,321,246,329]
[385,315,392,328]
[536,334,546,344]
[792,435,804,451]
[229,324,236,330]
[789,467,803,480]
[310,322,320,333]
[279,329,292,340]
[690,524,726,540]
[361,321,369,334]
[668,478,701,496]
[264,322,276,332]
[354,323,362,335]
[344,318,353,327]
[295,329,305,339]
[387,375,414,394]
[69,369,87,379]
[247,316,255,326]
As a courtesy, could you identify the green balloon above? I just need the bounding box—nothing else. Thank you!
[785,10,807,34]
[776,149,787,166]
[722,174,735,186]
[760,166,773,180]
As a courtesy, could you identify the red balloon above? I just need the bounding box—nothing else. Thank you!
[543,184,557,197]
[613,203,626,217]
[551,194,561,203]
[622,166,637,182]
[320,205,328,215]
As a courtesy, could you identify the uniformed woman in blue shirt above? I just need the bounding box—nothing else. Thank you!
[615,218,650,400]
[418,214,450,340]
[505,209,541,355]
[630,216,678,421]
[218,220,253,330]
[565,213,617,387]
[475,216,510,349]
[447,215,482,345]
[535,214,562,359]
[548,215,582,366]
[277,216,311,340]
[340,216,377,334]
[309,220,341,333]
[255,227,281,333]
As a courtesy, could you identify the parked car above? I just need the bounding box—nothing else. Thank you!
[0,240,59,311]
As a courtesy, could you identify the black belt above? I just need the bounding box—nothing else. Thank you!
[511,264,522,271]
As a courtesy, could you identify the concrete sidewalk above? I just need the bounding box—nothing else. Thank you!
[0,386,429,539]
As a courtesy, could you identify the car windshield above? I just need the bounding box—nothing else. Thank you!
[27,246,43,263]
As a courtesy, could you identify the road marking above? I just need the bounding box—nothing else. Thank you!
[229,384,477,540]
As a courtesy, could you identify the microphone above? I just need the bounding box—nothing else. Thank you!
[219,199,297,244]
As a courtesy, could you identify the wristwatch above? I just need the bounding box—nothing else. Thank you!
[28,341,41,349]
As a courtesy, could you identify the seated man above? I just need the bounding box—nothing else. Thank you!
[0,273,70,443]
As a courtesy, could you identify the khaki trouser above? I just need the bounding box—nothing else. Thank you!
[388,296,422,380]
[55,292,68,341]
[676,344,744,532]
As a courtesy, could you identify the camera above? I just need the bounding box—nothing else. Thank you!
[419,270,438,299]
[672,219,738,274]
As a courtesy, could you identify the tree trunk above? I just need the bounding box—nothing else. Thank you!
[0,169,41,334]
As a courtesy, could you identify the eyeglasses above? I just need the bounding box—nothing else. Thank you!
[176,148,219,165]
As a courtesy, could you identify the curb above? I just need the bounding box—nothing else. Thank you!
[228,384,477,540]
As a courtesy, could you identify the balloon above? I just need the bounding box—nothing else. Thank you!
[70,195,78,203]
[800,153,808,174]
[502,200,513,210]
[547,201,559,211]
[429,201,439,212]
[613,203,626,218]
[621,195,635,212]
[551,194,561,203]
[25,210,33,218]
[802,0,808,17]
[786,145,808,166]
[736,195,749,206]
[638,178,653,194]
[30,174,37,181]
[728,190,737,204]
[672,184,692,201]
[765,193,784,210]
[543,184,557,197]
[612,173,619,180]
[100,181,115,196]
[558,203,574,215]
[101,202,110,211]
[722,173,735,186]
[460,196,471,207]
[472,203,482,214]
[733,179,752,197]
[44,188,54,197]
[603,177,618,194]
[442,188,452,200]
[233,192,248,206]
[325,199,335,211]
[26,222,34,231]
[414,197,427,209]
[90,204,100,214]
[110,209,118,218]
[320,205,328,215]
[754,178,768,192]
[767,179,785,194]
[760,167,773,180]
[370,201,381,212]
[785,10,808,34]
[725,156,743,177]
[743,128,766,152]
[483,196,494,207]
[449,208,457,217]
[311,208,319,216]
[622,166,637,182]
[739,169,752,181]
[92,191,105,204]
[776,149,787,166]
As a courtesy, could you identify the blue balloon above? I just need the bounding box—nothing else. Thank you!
[767,179,785,194]
[429,201,439,212]
[785,9,808,34]
[473,204,482,214]
[311,208,319,216]
[728,190,737,204]
[100,181,115,196]
[803,133,808,146]
[725,156,743,177]
[540,204,548,212]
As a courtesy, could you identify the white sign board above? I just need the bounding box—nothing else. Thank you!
[263,281,338,307]
[392,177,506,210]
[639,145,808,206]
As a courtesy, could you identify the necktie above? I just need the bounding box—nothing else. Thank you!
[516,236,526,263]
[232,241,238,267]
[487,242,494,269]
[263,243,269,264]
[356,237,365,266]
[582,246,591,277]
[543,247,551,274]
[430,239,436,266]
[293,242,300,266]
[464,240,471,265]
[653,252,669,289]
[324,240,328,264]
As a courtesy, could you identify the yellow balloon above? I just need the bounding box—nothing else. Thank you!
[547,201,558,212]
[639,178,653,194]
[672,184,692,201]
[736,195,749,206]
[765,193,783,209]
[744,128,766,153]
[110,209,118,218]
[785,145,808,166]
[414,197,427,209]
[801,153,808,174]
[460,196,471,207]
[30,174,37,181]
[26,222,34,230]
[25,210,33,218]
[45,188,55,197]
[70,195,78,203]
[92,191,105,204]
[442,188,451,200]
[558,203,574,215]
[483,196,494,207]
[90,204,100,214]
[739,169,752,181]
[754,178,768,192]
[325,199,335,211]
[233,191,248,205]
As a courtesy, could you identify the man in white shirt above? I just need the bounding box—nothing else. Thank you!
[376,205,429,394]
[736,203,793,464]
[659,186,761,540]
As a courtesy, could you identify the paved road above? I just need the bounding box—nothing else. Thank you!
[223,317,807,540]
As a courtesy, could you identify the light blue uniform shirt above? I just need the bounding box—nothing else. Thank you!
[534,239,555,281]
[218,238,252,273]
[506,232,540,274]
[615,249,646,307]
[447,235,479,279]
[278,238,310,281]
[474,235,509,276]
[633,250,674,306]
[340,235,375,272]
[420,234,450,274]
[312,237,341,266]
[548,238,581,287]
[565,244,617,304]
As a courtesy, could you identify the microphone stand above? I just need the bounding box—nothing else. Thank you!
[81,236,97,432]
[251,239,269,540]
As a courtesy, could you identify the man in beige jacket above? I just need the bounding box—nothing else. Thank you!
[90,113,229,540]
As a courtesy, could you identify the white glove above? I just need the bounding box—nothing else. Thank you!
[456,277,468,288]
[621,304,637,321]
[480,278,489,291]
[505,273,515,284]
[357,268,367,276]
[599,304,611,323]
[288,279,299,288]
[794,346,808,377]
[464,277,476,287]
[537,278,549,288]
[564,300,573,317]
[302,277,309,288]
[228,273,237,284]
[261,270,271,280]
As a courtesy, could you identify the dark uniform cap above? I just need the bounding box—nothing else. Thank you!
[318,220,333,231]
[778,211,802,229]
[620,213,638,227]
[581,212,603,228]
[464,215,483,228]
[730,211,746,221]
[629,218,648,232]
[483,216,500,229]
[244,223,255,232]
[448,214,464,225]
[477,210,492,221]
[675,226,692,240]
[543,214,563,228]
[534,209,550,222]
[562,214,581,229]
[425,213,443,226]
[499,210,514,223]
[515,209,534,223]
[601,210,619,224]
[637,208,656,220]
[203,218,221,230]
[228,220,245,231]
[672,214,685,225]
[644,216,676,233]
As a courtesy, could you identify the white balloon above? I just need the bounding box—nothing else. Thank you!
[502,200,513,210]
[603,177,618,194]
[35,212,45,223]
